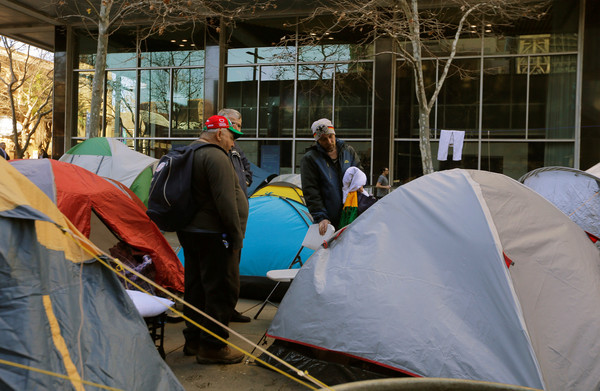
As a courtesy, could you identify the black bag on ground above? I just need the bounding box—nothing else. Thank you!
[147,142,215,231]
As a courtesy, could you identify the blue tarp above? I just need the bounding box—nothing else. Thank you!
[248,162,276,196]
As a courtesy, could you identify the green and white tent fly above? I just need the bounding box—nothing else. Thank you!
[59,137,157,206]
[0,158,183,391]
[265,169,600,390]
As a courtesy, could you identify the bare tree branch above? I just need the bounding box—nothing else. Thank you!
[278,0,550,174]
[0,36,53,158]
[53,0,277,138]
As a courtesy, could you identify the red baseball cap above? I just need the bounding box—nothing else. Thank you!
[203,115,243,138]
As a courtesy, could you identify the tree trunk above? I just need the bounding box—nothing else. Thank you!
[8,87,23,159]
[418,108,434,174]
[86,1,112,139]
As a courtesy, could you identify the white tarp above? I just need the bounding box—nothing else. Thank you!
[268,169,600,391]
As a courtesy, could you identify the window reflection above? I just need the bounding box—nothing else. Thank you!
[228,47,296,64]
[77,33,137,69]
[533,55,577,140]
[300,44,356,62]
[172,68,204,136]
[335,63,373,138]
[259,65,294,137]
[76,72,93,138]
[297,64,334,136]
[436,58,481,134]
[393,140,422,185]
[482,57,527,138]
[225,67,258,133]
[238,140,293,175]
[395,60,436,138]
[105,71,136,138]
[138,139,190,160]
[141,50,204,67]
[140,69,170,138]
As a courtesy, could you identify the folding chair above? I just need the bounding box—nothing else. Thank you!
[253,223,334,319]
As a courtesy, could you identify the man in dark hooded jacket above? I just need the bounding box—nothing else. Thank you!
[300,118,362,235]
[217,108,253,323]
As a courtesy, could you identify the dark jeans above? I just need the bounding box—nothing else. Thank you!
[176,231,240,348]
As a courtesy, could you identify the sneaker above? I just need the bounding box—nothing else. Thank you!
[196,346,245,365]
[230,310,251,323]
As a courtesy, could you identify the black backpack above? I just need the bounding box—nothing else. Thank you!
[146,142,216,231]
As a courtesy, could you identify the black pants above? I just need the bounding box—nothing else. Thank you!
[176,231,240,348]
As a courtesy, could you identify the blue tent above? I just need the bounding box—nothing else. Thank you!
[240,196,313,299]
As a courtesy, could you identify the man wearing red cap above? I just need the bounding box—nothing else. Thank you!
[301,118,362,235]
[176,115,249,364]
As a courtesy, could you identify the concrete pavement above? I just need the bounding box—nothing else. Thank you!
[162,298,309,390]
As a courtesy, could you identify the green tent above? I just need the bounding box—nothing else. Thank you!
[60,137,157,206]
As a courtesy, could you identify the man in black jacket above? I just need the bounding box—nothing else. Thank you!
[301,118,362,235]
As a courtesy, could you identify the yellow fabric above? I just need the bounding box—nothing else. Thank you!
[43,295,85,391]
[339,191,359,228]
[344,191,358,208]
[251,185,305,204]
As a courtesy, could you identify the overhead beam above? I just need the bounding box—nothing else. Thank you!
[0,32,54,51]
[0,0,60,25]
[0,23,54,33]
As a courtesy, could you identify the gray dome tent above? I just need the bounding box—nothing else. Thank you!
[519,166,600,240]
[264,169,600,390]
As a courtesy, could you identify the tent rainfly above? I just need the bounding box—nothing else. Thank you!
[11,159,184,293]
[264,169,600,390]
[59,137,157,206]
[0,158,183,391]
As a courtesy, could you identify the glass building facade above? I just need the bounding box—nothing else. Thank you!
[61,0,598,186]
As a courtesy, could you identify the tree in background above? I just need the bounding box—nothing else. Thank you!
[0,36,53,159]
[55,0,276,139]
[288,0,551,175]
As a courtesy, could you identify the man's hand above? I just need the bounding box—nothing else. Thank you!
[319,219,331,235]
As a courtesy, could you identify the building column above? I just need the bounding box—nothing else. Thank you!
[372,37,394,184]
[203,19,224,118]
[52,26,68,158]
[581,0,600,169]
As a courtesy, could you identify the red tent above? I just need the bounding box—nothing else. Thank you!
[11,159,184,293]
